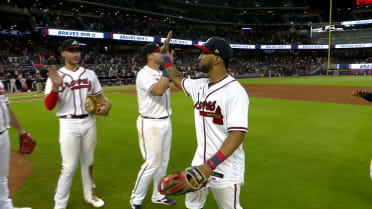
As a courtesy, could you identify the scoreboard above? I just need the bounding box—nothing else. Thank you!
[357,0,372,5]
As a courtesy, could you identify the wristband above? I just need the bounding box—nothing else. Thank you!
[205,151,226,170]
[161,54,174,68]
[162,68,169,78]
[159,64,169,78]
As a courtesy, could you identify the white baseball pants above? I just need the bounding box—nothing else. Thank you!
[54,116,97,209]
[185,184,243,209]
[130,116,172,205]
[0,131,14,209]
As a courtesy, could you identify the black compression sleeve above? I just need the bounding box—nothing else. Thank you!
[362,92,372,102]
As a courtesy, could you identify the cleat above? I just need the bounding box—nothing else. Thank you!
[131,204,142,209]
[85,195,104,208]
[152,197,176,206]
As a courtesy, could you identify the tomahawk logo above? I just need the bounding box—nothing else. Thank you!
[72,40,79,45]
[195,100,224,125]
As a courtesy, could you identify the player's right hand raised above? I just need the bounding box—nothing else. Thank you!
[160,31,172,55]
[47,65,63,88]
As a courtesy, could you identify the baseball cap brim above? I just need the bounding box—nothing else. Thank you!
[153,47,161,53]
[64,45,84,51]
[142,44,161,56]
[193,44,213,54]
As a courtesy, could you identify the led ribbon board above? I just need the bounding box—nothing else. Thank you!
[112,34,154,42]
[45,28,104,39]
[160,38,193,45]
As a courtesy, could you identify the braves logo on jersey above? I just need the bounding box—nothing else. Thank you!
[61,78,91,91]
[195,100,224,125]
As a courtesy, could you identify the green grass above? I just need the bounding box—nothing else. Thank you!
[245,97,372,209]
[239,75,372,87]
[7,76,372,209]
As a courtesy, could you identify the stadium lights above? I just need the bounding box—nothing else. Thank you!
[242,27,252,30]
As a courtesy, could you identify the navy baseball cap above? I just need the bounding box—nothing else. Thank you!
[193,37,233,62]
[59,39,84,51]
[142,43,161,55]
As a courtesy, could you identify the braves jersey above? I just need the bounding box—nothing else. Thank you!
[136,65,171,118]
[0,82,9,132]
[181,75,249,187]
[44,66,103,116]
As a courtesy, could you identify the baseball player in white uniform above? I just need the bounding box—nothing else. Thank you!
[160,32,249,209]
[130,43,176,209]
[0,82,32,209]
[44,39,111,209]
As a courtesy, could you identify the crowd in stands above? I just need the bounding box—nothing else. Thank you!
[6,0,372,46]
[3,0,372,94]
[32,8,311,45]
[0,36,329,93]
[3,35,372,93]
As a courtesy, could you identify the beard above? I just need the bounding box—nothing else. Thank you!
[198,60,212,73]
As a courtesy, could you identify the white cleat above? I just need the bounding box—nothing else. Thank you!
[85,195,105,208]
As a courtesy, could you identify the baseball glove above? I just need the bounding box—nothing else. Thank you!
[19,132,36,154]
[351,88,367,97]
[158,166,208,196]
[85,95,110,116]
